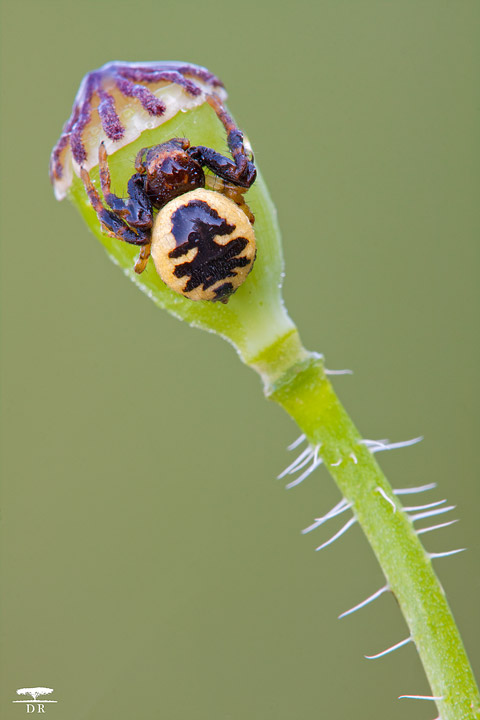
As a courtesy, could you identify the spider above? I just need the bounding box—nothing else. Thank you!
[81,94,257,302]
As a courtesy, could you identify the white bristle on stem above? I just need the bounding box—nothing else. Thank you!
[416,520,459,536]
[277,446,312,479]
[409,505,455,523]
[338,585,389,619]
[365,636,412,660]
[324,367,353,375]
[302,499,351,535]
[286,446,322,489]
[376,487,396,512]
[429,548,466,559]
[394,483,437,495]
[403,499,446,512]
[315,516,356,551]
[360,436,423,454]
[398,694,444,701]
[287,434,306,451]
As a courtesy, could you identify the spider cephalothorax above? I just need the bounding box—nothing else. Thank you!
[80,92,257,302]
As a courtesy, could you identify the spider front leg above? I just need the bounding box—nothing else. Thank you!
[80,164,152,275]
[206,94,254,179]
[98,142,153,231]
[190,144,256,189]
[189,94,257,189]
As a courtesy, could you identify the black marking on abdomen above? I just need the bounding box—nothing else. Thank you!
[213,282,235,300]
[169,199,251,293]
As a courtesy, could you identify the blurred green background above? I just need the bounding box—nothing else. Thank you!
[1,1,478,718]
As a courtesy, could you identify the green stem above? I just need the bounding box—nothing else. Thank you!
[251,330,480,720]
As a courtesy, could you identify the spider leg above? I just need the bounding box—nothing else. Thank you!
[80,166,150,248]
[98,142,153,230]
[191,146,256,189]
[205,175,255,224]
[207,94,251,175]
[134,242,152,274]
[134,146,149,174]
[189,94,256,189]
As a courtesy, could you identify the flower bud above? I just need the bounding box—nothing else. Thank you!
[50,61,301,374]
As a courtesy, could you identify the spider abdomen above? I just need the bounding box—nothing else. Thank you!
[151,189,256,302]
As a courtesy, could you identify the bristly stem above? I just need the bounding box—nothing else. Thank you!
[252,332,480,720]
